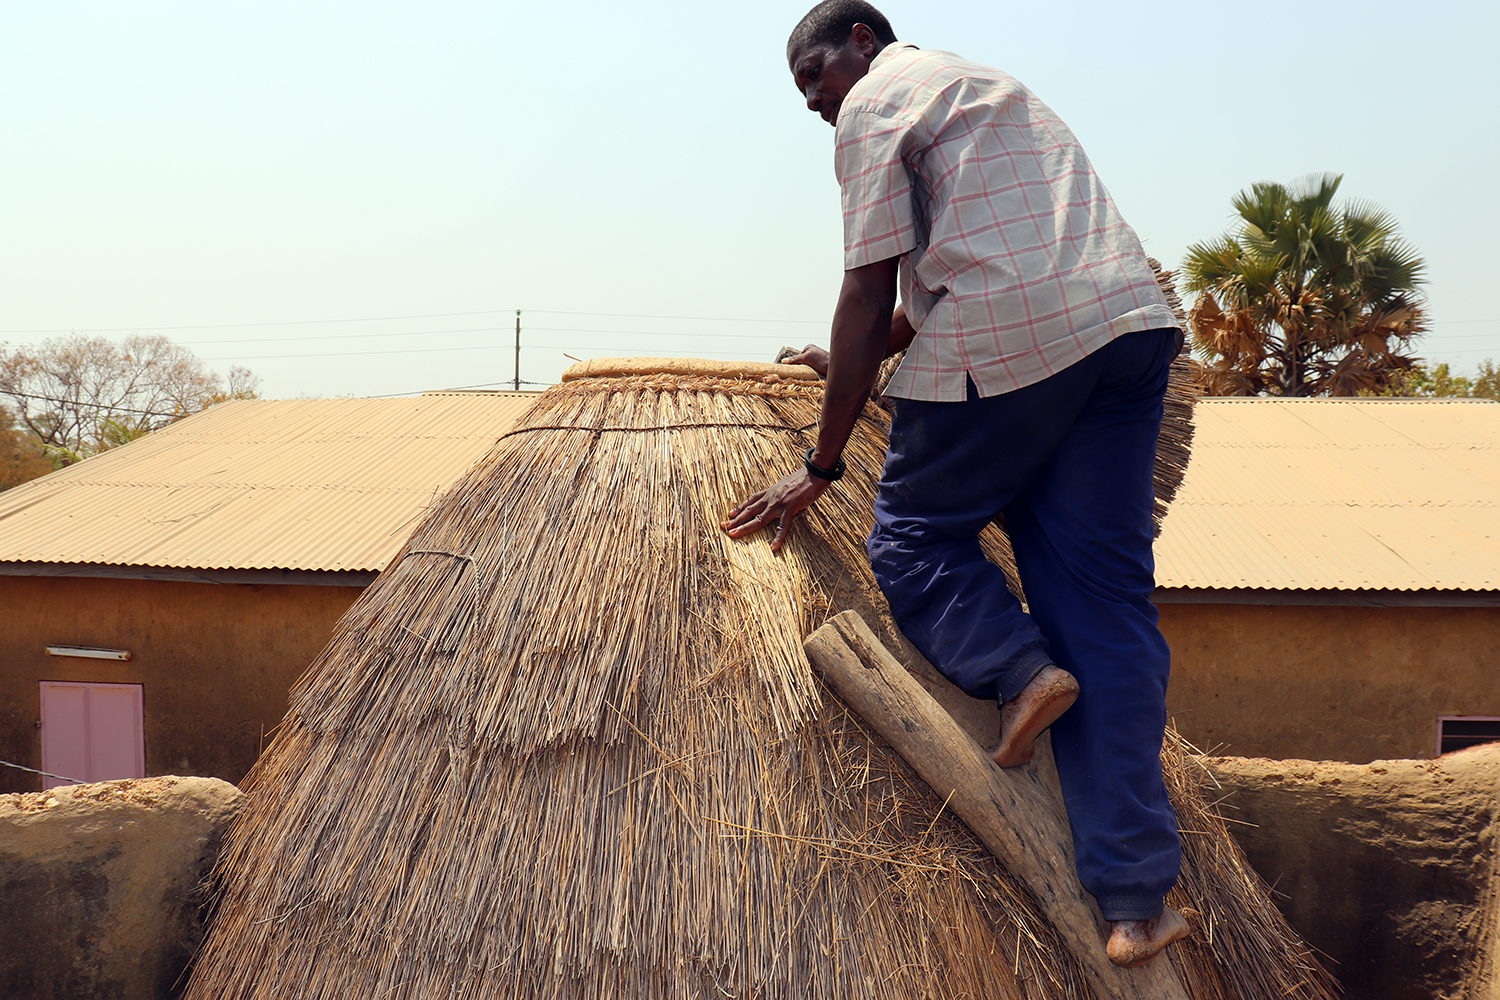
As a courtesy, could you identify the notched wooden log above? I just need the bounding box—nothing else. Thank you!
[804,609,1190,1000]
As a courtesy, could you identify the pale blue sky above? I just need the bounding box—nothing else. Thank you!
[2,1,1495,398]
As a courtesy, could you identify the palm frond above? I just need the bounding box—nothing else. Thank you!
[1288,172,1343,209]
[1181,174,1426,395]
[1180,238,1243,293]
[1360,239,1429,305]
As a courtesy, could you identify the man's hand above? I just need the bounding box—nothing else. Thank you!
[721,468,830,552]
[725,255,900,554]
[779,305,911,382]
[781,344,830,378]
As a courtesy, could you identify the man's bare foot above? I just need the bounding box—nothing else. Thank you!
[1106,907,1190,968]
[989,665,1079,768]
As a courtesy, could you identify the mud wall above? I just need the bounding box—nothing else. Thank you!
[1203,748,1500,1000]
[1160,602,1500,762]
[1,776,244,1000]
[0,575,361,791]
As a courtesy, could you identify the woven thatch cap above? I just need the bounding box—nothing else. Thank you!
[560,356,820,381]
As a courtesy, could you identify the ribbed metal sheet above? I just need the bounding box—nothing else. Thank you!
[0,393,538,572]
[5,393,1495,591]
[1154,398,1500,591]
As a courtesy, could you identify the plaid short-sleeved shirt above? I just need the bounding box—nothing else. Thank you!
[837,44,1179,401]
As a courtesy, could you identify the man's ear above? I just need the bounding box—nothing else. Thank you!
[850,22,880,58]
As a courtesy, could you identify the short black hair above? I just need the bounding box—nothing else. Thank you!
[787,1,897,59]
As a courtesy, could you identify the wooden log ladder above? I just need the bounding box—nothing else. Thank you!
[804,610,1191,1000]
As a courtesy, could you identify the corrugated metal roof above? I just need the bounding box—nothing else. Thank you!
[0,393,537,573]
[5,392,1494,591]
[1154,398,1500,592]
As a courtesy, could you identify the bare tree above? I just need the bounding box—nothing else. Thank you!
[0,334,260,464]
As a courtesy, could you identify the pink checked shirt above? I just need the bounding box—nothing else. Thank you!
[837,44,1178,401]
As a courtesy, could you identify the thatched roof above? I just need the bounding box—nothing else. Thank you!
[186,360,1333,1000]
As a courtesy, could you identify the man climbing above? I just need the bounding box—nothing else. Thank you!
[723,0,1189,968]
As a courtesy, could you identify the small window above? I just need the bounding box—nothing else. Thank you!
[1436,716,1500,757]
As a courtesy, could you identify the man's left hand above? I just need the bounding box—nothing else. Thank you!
[722,468,830,552]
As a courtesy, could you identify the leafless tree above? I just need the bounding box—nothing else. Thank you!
[0,334,259,464]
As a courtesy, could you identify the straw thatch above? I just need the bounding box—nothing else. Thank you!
[186,360,1331,999]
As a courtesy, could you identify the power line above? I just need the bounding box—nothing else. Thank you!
[526,308,825,325]
[195,333,1499,365]
[201,343,792,362]
[525,325,793,339]
[0,309,514,335]
[534,347,790,359]
[367,380,548,398]
[1,759,84,785]
[0,306,829,336]
[179,324,799,349]
[2,390,182,418]
[179,325,508,347]
[200,344,503,362]
[188,327,1498,360]
[2,303,1493,340]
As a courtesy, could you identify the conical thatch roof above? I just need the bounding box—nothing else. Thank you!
[186,357,1334,1000]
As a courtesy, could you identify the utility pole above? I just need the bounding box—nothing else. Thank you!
[513,310,521,391]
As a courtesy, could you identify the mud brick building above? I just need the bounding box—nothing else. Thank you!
[0,393,534,790]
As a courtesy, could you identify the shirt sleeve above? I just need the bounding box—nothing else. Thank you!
[835,110,918,270]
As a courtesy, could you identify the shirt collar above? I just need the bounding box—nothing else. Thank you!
[869,41,919,73]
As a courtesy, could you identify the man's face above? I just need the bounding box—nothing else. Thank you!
[788,24,880,126]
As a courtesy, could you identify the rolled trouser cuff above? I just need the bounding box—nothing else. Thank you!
[997,646,1056,704]
[1096,895,1165,922]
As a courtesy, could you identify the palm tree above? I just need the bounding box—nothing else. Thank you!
[1182,174,1428,396]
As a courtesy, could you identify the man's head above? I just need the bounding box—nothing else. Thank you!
[786,1,897,126]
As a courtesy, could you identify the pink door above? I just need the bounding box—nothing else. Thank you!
[39,681,145,790]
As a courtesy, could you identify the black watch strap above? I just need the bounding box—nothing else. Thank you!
[804,447,846,482]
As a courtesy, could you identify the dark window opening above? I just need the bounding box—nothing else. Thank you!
[1437,717,1500,756]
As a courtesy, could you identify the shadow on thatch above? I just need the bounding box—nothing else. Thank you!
[185,361,1331,999]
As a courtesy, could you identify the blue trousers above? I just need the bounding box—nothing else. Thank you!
[867,328,1182,921]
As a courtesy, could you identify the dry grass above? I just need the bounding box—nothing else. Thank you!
[187,359,1331,999]
[1150,257,1199,535]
